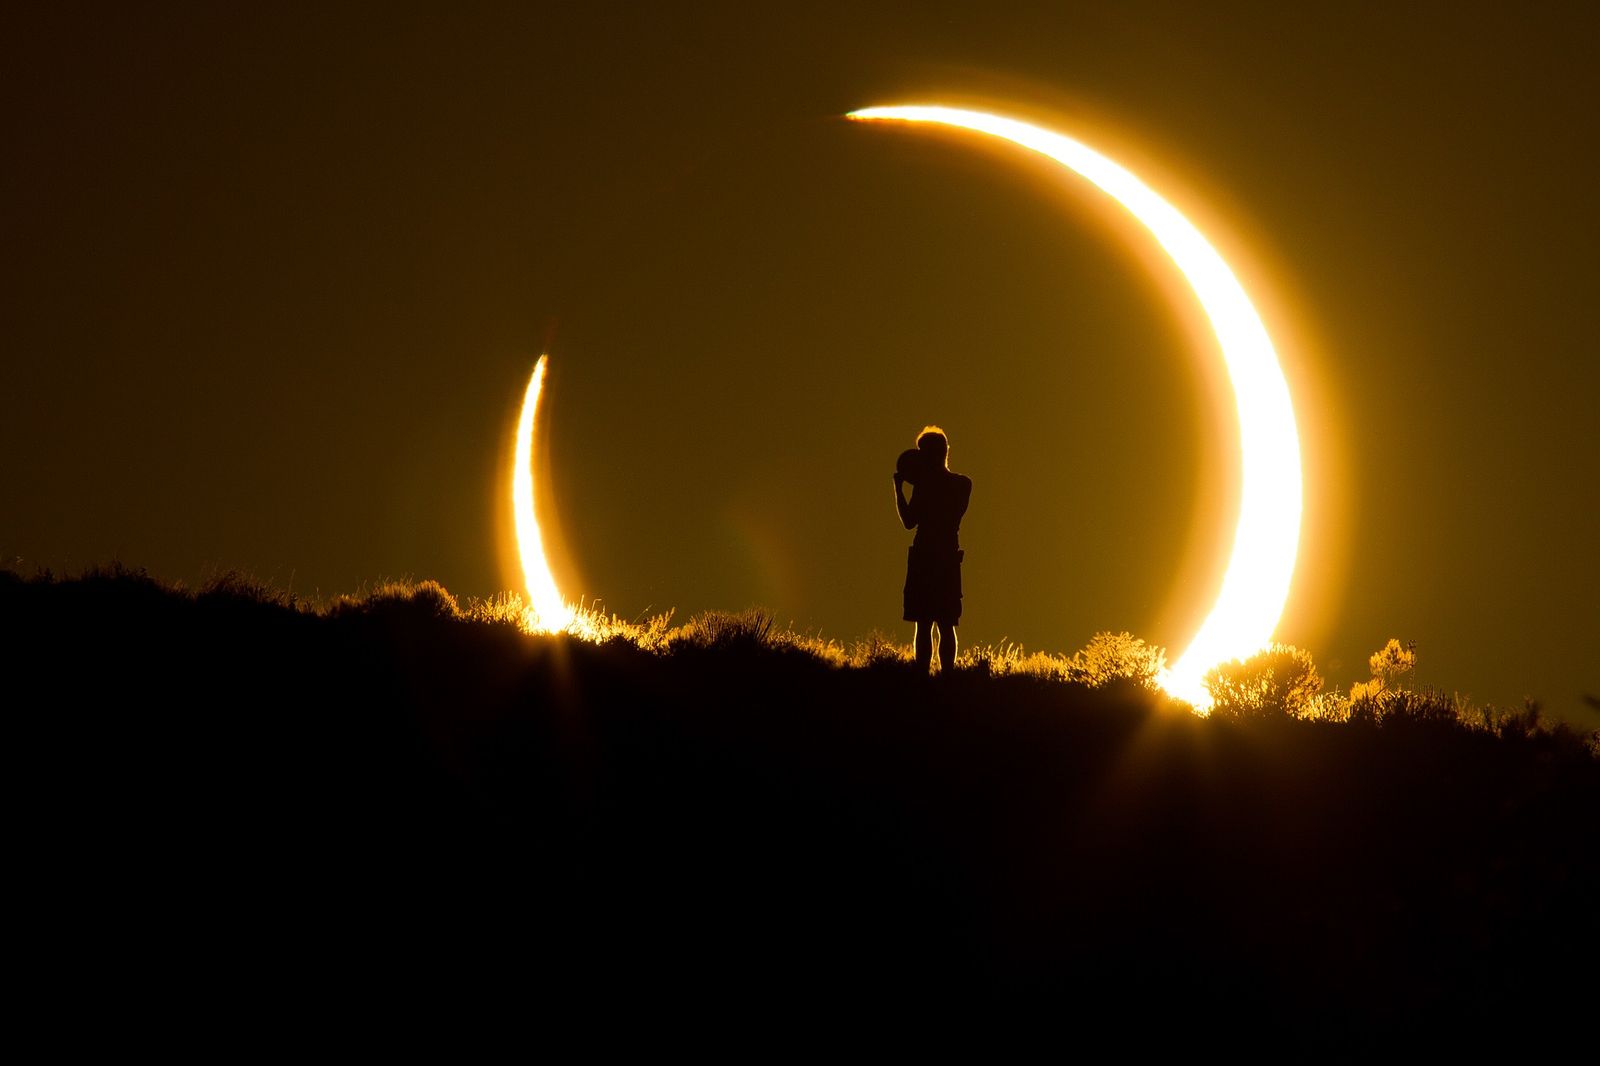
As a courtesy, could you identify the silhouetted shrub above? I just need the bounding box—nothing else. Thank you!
[1478,698,1544,740]
[1203,643,1323,719]
[73,561,173,602]
[1340,637,1462,727]
[1064,631,1167,690]
[331,579,460,621]
[1298,689,1352,722]
[1368,637,1417,686]
[1348,686,1460,728]
[671,608,777,651]
[198,569,296,611]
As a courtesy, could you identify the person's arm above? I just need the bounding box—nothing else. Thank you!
[894,473,916,530]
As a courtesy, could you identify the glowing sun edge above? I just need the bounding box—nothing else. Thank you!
[849,105,1303,707]
[513,355,576,633]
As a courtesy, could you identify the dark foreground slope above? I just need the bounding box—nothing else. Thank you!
[7,569,1597,1047]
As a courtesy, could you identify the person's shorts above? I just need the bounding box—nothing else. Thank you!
[903,545,963,624]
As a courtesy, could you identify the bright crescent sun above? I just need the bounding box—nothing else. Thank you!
[849,105,1303,706]
[513,355,575,633]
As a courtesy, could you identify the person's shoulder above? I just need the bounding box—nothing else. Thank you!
[955,472,972,490]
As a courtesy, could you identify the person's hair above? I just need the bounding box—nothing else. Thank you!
[916,425,949,468]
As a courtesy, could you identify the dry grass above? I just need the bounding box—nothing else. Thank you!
[15,565,1595,751]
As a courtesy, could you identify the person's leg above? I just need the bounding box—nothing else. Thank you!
[936,620,957,675]
[914,621,933,674]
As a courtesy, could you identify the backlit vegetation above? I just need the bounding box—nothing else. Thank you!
[6,564,1595,1037]
[1204,643,1324,720]
[487,589,1586,743]
[10,564,1592,748]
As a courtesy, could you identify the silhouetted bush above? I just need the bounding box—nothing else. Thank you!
[1203,643,1323,719]
[669,607,777,651]
[1479,698,1545,739]
[1369,637,1418,685]
[198,568,295,609]
[1349,686,1460,727]
[331,578,461,621]
[1064,630,1168,689]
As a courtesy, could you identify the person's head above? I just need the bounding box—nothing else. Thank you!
[916,425,949,469]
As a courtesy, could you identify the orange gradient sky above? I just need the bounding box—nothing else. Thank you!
[3,4,1596,723]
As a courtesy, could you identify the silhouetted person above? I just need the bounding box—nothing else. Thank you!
[894,426,972,676]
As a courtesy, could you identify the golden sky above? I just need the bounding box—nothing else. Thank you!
[4,4,1596,722]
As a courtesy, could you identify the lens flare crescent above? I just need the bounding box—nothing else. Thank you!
[849,105,1303,705]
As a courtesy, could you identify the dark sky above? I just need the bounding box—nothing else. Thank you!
[5,4,1597,723]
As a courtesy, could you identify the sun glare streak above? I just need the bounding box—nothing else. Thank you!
[513,355,576,633]
[849,105,1304,708]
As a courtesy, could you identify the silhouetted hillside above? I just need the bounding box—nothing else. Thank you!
[7,567,1596,1048]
